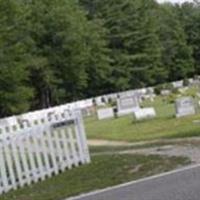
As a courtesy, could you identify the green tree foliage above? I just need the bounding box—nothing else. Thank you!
[158,3,194,81]
[26,0,111,107]
[27,0,87,107]
[178,2,200,73]
[81,0,163,90]
[0,0,199,117]
[84,20,112,97]
[0,0,33,116]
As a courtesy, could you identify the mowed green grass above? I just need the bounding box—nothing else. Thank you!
[0,154,190,200]
[85,97,200,142]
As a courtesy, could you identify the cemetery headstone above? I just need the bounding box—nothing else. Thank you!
[95,96,106,107]
[175,97,195,118]
[178,87,189,94]
[193,79,200,87]
[146,87,154,95]
[146,87,156,102]
[97,108,114,120]
[117,96,140,117]
[188,78,194,86]
[172,80,183,88]
[134,108,156,121]
[197,92,200,98]
[161,89,171,96]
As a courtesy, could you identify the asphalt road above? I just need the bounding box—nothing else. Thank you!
[68,164,200,200]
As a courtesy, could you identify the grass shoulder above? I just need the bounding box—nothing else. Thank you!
[0,154,190,200]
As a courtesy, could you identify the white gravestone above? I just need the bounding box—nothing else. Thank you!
[175,97,195,118]
[196,92,200,98]
[117,96,140,117]
[161,90,171,96]
[95,97,106,107]
[172,80,183,88]
[134,108,156,121]
[97,108,114,120]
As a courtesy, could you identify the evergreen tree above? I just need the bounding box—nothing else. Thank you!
[81,0,163,90]
[0,0,198,117]
[26,0,111,107]
[84,19,112,97]
[158,3,194,81]
[0,0,33,116]
[178,2,200,74]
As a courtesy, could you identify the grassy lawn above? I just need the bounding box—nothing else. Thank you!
[85,97,200,142]
[1,88,198,200]
[0,154,190,200]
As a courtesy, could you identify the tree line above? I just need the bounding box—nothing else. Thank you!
[0,0,200,117]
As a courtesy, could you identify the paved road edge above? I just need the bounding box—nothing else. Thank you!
[65,163,200,200]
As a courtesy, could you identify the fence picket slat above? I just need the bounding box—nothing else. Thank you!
[25,134,38,183]
[45,128,59,175]
[18,136,31,186]
[75,111,90,163]
[53,129,64,172]
[32,127,46,181]
[73,118,85,164]
[59,128,72,169]
[0,143,9,192]
[10,137,23,187]
[67,127,79,167]
[39,128,52,178]
[4,139,17,189]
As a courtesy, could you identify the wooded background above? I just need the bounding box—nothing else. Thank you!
[0,0,200,116]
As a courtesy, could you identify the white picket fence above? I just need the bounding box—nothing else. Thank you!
[0,109,90,195]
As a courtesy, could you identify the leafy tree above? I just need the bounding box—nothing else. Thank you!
[158,3,194,81]
[0,0,33,116]
[26,0,111,107]
[178,2,200,74]
[0,0,198,117]
[81,0,163,90]
[84,19,112,97]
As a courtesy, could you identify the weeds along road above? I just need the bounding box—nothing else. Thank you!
[68,164,200,200]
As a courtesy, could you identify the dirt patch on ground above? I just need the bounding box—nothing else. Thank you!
[88,139,130,146]
[121,145,200,164]
[88,137,200,147]
[89,137,200,164]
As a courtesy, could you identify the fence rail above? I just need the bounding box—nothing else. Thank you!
[0,110,90,195]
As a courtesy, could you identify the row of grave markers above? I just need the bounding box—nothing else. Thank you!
[94,76,200,108]
[97,95,156,121]
[97,95,198,121]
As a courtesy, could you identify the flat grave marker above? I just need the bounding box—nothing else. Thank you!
[97,108,114,120]
[134,108,156,121]
[172,80,183,88]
